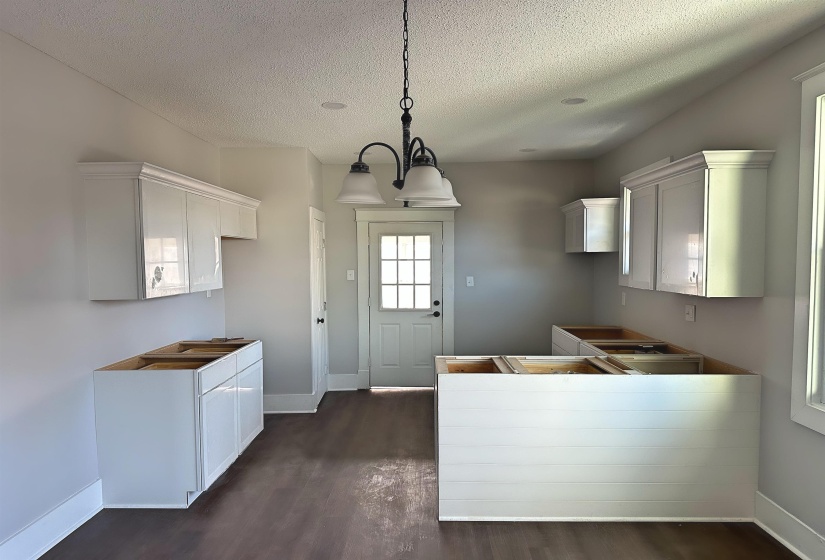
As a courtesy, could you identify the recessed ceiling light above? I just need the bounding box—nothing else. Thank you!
[519,148,537,153]
[322,102,347,110]
[561,98,587,105]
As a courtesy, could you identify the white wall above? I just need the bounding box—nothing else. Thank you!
[322,160,595,378]
[0,32,225,544]
[591,26,825,535]
[220,148,322,397]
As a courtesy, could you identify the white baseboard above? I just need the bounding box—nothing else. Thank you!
[263,387,327,414]
[754,492,825,560]
[328,374,360,391]
[439,516,753,523]
[0,479,102,560]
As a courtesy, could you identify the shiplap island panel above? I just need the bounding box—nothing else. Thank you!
[435,354,760,521]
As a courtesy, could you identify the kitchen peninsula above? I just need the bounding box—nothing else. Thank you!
[435,327,760,522]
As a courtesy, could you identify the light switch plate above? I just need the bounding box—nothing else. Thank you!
[621,292,626,306]
[346,270,355,281]
[206,290,212,298]
[466,276,475,287]
[685,304,696,322]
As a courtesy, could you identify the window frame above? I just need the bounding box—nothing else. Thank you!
[791,62,825,435]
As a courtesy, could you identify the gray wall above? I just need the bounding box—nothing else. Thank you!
[0,32,225,543]
[591,26,825,535]
[220,147,320,396]
[322,160,595,377]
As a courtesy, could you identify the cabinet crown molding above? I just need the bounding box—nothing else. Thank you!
[561,198,619,213]
[620,150,775,190]
[77,162,261,209]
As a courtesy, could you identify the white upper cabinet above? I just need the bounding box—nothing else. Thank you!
[627,184,658,290]
[187,193,223,292]
[80,162,260,300]
[561,198,618,253]
[220,200,258,240]
[621,151,774,297]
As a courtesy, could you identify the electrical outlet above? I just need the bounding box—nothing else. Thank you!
[685,304,696,322]
[621,292,626,306]
[346,270,355,281]
[466,276,475,287]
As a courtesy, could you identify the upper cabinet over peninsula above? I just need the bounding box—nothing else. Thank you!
[80,162,260,300]
[620,150,774,297]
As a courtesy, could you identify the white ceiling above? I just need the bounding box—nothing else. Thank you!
[2,0,824,163]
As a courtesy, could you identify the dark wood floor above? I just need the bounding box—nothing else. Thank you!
[46,389,794,560]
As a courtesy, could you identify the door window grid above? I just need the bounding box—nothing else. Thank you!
[380,235,431,310]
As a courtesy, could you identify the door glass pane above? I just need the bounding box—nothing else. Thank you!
[398,236,414,259]
[415,285,431,309]
[398,285,414,309]
[379,233,433,311]
[382,285,397,309]
[381,236,397,259]
[415,236,430,259]
[415,260,430,284]
[381,261,397,284]
[398,261,414,284]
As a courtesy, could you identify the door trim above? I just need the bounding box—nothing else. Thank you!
[356,208,456,389]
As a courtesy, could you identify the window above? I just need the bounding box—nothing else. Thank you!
[379,235,431,310]
[791,63,825,435]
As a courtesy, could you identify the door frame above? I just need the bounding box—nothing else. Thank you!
[355,208,456,389]
[309,207,329,397]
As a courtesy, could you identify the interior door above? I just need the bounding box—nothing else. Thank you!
[310,214,329,395]
[369,222,443,387]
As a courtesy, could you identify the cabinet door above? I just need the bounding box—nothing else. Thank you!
[237,359,264,453]
[627,185,657,290]
[219,201,241,238]
[140,179,189,298]
[564,208,585,253]
[200,376,238,490]
[187,193,223,292]
[239,207,258,240]
[657,170,705,296]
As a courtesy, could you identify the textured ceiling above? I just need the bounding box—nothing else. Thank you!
[2,0,824,163]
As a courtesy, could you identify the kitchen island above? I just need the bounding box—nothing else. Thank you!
[435,352,759,521]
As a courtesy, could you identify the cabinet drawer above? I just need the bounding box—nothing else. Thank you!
[236,341,263,372]
[199,355,237,395]
[551,326,580,356]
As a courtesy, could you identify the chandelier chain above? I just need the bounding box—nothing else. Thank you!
[401,0,412,110]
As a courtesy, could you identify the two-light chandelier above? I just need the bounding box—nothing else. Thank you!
[335,0,460,207]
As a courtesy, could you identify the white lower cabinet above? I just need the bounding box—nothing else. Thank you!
[94,340,263,508]
[238,359,264,452]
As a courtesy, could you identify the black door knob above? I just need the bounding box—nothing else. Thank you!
[432,311,441,318]
[433,300,440,306]
[317,318,325,324]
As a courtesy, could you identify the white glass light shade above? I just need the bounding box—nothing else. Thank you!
[395,164,450,201]
[409,176,460,207]
[336,171,386,204]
